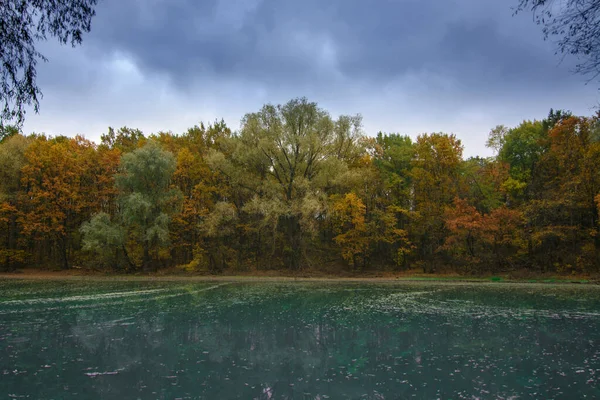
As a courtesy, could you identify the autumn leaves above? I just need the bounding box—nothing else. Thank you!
[0,101,599,274]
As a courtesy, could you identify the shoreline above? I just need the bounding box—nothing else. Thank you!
[0,269,597,286]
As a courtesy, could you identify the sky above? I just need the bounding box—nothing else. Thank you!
[22,0,600,158]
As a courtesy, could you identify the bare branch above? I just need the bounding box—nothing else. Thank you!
[0,0,98,126]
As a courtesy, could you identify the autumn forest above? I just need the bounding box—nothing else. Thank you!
[1,98,599,276]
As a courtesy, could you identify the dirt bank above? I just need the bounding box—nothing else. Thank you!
[0,268,596,285]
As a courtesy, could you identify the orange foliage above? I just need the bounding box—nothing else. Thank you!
[18,136,119,268]
[332,193,370,268]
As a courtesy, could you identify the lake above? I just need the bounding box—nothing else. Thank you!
[0,279,599,399]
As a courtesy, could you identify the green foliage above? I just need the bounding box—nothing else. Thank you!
[209,97,363,270]
[0,134,31,201]
[497,120,546,185]
[486,125,508,155]
[2,102,600,276]
[81,213,124,251]
[81,141,182,271]
[460,157,507,213]
[374,133,414,207]
[101,127,145,153]
[0,125,20,143]
[80,212,125,267]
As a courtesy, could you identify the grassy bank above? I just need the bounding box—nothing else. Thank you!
[0,268,597,285]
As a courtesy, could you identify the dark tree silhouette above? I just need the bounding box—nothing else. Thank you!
[0,0,98,126]
[515,0,600,83]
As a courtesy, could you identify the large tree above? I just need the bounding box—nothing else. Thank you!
[81,141,182,271]
[19,135,98,269]
[209,97,363,270]
[1,0,98,126]
[410,133,464,271]
[0,133,31,270]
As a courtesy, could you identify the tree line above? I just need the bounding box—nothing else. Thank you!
[1,98,599,275]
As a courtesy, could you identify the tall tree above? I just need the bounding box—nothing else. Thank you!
[19,135,97,269]
[81,141,182,272]
[373,133,414,208]
[100,127,145,153]
[496,120,547,202]
[166,122,232,269]
[210,97,362,269]
[410,133,464,271]
[525,115,600,272]
[331,193,370,269]
[460,156,509,213]
[444,197,524,272]
[0,133,31,270]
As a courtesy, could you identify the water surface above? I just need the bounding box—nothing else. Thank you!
[1,280,599,399]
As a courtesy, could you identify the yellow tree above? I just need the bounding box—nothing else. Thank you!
[171,147,223,266]
[19,136,98,269]
[370,205,414,269]
[157,123,231,269]
[331,193,370,269]
[527,115,600,272]
[0,134,31,270]
[411,133,464,271]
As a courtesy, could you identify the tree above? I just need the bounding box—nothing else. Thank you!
[543,108,573,131]
[81,141,182,272]
[444,197,525,272]
[515,0,600,83]
[100,127,145,153]
[369,205,414,269]
[373,133,414,208]
[460,156,509,212]
[0,125,20,143]
[443,197,486,270]
[486,125,508,156]
[495,120,547,202]
[19,135,98,269]
[1,0,98,126]
[525,115,600,273]
[168,122,232,270]
[0,133,31,270]
[209,97,363,270]
[80,212,126,268]
[331,193,370,269]
[151,121,236,271]
[410,133,464,270]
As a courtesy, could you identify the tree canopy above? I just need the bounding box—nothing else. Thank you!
[1,99,600,276]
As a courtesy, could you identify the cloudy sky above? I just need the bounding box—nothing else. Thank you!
[22,0,599,157]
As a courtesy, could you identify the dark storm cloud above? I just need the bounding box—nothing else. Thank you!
[24,0,599,157]
[72,0,570,91]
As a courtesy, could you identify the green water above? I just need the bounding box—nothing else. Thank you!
[0,280,599,399]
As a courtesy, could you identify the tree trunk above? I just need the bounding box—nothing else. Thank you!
[58,236,70,270]
[142,242,152,272]
[283,215,302,270]
[121,245,136,271]
[2,213,18,272]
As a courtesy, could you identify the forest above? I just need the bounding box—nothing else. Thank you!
[1,98,599,276]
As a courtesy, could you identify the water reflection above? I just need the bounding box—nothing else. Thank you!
[0,281,599,399]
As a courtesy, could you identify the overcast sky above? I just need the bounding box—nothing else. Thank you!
[22,0,600,157]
